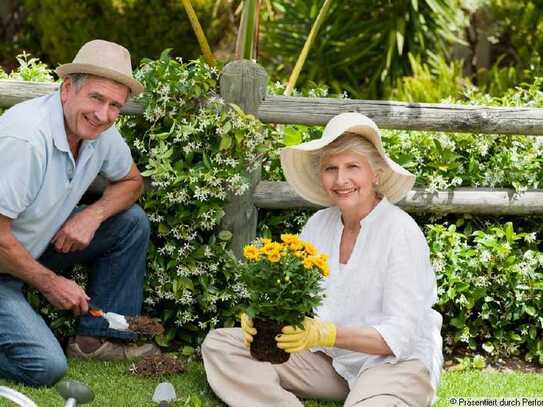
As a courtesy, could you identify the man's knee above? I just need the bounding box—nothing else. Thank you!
[123,204,150,239]
[19,351,67,387]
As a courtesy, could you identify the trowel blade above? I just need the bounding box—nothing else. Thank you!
[152,382,176,403]
[104,312,130,331]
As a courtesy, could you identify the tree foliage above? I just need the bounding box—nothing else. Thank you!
[260,0,467,97]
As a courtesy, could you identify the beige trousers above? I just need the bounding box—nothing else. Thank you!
[202,328,433,407]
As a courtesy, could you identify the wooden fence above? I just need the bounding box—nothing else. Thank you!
[1,59,543,256]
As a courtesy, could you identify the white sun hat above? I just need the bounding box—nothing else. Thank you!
[279,112,415,206]
[56,39,144,96]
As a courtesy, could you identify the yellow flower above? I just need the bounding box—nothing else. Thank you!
[303,257,313,269]
[243,245,260,261]
[260,238,272,245]
[321,264,330,277]
[304,242,317,256]
[262,241,282,256]
[289,240,304,251]
[280,233,299,244]
[293,250,304,258]
[268,252,282,263]
[313,256,326,270]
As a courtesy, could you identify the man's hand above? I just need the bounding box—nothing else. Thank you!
[51,206,104,253]
[39,274,90,316]
[276,317,336,353]
[240,313,257,347]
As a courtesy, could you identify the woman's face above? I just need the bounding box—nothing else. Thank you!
[319,151,378,212]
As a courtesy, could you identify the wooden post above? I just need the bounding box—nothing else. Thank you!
[219,59,267,258]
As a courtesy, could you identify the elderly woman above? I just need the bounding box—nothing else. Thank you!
[202,112,443,406]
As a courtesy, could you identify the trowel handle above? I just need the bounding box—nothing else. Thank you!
[64,397,77,407]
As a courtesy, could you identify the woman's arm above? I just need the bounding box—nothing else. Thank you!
[334,325,392,356]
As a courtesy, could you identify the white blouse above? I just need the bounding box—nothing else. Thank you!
[300,198,443,396]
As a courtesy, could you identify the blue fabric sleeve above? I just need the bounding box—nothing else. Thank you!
[0,137,44,219]
[98,128,133,181]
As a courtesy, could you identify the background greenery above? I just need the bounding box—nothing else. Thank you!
[1,0,543,369]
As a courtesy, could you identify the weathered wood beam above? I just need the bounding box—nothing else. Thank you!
[257,95,543,135]
[0,80,143,114]
[253,181,543,215]
[4,81,543,135]
[219,60,267,258]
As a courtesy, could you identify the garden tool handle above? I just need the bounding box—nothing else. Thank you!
[88,306,104,318]
[64,397,77,407]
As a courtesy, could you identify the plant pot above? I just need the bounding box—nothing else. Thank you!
[250,319,290,364]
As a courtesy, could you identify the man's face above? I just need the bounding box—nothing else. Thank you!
[61,76,129,142]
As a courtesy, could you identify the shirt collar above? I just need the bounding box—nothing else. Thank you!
[49,91,71,154]
[359,196,390,228]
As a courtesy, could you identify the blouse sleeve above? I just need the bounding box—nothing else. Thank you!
[371,223,434,359]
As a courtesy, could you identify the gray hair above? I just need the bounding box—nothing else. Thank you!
[313,132,388,175]
[66,73,90,92]
[63,73,131,97]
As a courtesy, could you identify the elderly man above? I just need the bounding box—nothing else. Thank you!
[0,39,158,387]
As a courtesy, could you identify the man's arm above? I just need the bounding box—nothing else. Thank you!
[51,162,144,253]
[0,215,90,315]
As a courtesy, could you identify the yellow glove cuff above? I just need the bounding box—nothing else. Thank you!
[322,322,336,347]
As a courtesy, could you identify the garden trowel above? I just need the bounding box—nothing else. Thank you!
[89,306,130,331]
[152,382,177,406]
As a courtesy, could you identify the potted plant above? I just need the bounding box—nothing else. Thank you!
[240,234,330,364]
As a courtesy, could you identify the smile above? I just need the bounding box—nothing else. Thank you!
[84,114,102,128]
[333,188,357,196]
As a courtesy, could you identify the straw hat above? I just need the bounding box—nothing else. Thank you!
[280,112,415,206]
[56,39,144,96]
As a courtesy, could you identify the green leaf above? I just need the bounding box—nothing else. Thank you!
[219,135,233,150]
[218,230,233,241]
[158,223,169,235]
[482,342,494,354]
[283,126,302,146]
[472,355,486,369]
[182,346,195,356]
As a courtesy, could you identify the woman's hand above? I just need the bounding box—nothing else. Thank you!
[240,313,257,347]
[276,317,336,353]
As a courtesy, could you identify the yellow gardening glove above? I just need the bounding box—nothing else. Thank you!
[275,317,336,353]
[240,313,257,347]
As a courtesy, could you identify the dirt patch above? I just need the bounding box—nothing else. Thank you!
[250,319,290,364]
[126,316,165,336]
[130,354,184,377]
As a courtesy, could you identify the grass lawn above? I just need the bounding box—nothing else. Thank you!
[1,359,542,406]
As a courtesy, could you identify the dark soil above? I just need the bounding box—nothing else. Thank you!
[130,354,184,377]
[250,319,290,364]
[126,316,165,336]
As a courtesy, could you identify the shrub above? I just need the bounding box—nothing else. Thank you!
[21,0,223,66]
[428,221,543,364]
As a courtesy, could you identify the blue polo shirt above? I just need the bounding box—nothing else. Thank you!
[0,91,133,259]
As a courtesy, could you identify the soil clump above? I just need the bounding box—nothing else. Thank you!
[126,316,165,336]
[131,354,184,377]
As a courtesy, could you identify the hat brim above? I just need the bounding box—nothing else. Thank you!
[280,113,415,205]
[56,63,144,96]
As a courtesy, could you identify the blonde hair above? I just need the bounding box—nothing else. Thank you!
[312,132,388,176]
